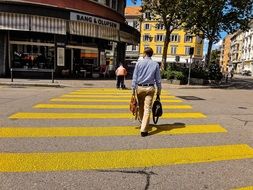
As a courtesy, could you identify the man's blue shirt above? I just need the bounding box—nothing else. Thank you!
[131,57,162,90]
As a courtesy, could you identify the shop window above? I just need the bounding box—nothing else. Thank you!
[10,43,55,70]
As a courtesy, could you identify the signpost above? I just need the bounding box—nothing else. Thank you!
[187,47,194,85]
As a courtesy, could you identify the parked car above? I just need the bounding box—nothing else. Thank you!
[242,70,252,76]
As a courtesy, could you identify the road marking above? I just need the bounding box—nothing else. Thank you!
[34,104,192,109]
[61,95,176,99]
[0,144,252,172]
[0,124,226,138]
[70,92,170,95]
[9,112,206,119]
[232,187,253,190]
[76,88,169,92]
[50,98,182,103]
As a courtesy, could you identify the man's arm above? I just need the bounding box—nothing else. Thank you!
[155,64,162,95]
[131,64,138,94]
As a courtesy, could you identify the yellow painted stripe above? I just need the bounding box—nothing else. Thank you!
[233,187,253,190]
[62,95,176,99]
[0,124,226,138]
[50,98,182,103]
[34,104,192,109]
[0,144,252,172]
[9,112,206,119]
[76,88,169,92]
[71,92,170,95]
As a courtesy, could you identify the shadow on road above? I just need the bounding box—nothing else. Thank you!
[148,122,186,136]
[211,76,253,90]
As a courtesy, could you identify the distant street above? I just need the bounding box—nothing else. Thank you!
[0,79,252,190]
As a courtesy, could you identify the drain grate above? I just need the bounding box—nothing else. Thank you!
[177,96,205,100]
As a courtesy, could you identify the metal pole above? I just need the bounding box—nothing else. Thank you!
[187,55,192,85]
[10,68,13,82]
[52,70,54,83]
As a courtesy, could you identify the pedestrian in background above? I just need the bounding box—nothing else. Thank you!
[131,47,162,137]
[115,63,127,89]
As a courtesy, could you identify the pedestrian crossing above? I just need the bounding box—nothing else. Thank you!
[1,144,252,172]
[2,87,253,186]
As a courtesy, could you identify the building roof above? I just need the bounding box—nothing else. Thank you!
[125,6,141,16]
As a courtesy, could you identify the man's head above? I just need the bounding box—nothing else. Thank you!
[144,47,153,57]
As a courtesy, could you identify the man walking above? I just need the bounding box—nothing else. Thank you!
[115,63,127,89]
[131,47,162,137]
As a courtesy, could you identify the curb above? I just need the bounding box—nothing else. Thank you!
[0,82,65,88]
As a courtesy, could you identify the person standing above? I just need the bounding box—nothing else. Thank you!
[131,47,162,137]
[115,63,127,89]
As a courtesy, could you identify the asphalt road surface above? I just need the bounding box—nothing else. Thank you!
[0,81,252,190]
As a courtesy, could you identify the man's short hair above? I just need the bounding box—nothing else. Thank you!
[144,47,153,57]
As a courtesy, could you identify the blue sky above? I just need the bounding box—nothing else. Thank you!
[127,0,141,6]
[126,0,227,54]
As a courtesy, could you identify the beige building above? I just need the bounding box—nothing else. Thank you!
[220,34,232,72]
[230,31,244,73]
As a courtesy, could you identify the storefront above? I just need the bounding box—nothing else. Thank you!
[0,1,139,78]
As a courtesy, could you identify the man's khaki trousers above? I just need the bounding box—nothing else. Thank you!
[137,86,155,132]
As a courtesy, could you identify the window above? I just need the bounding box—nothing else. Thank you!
[155,34,164,42]
[144,12,151,19]
[156,46,163,54]
[171,46,177,54]
[143,34,151,42]
[185,35,193,43]
[170,34,180,42]
[156,23,165,30]
[132,45,137,51]
[106,0,110,6]
[111,0,117,9]
[133,20,139,29]
[185,46,191,55]
[144,23,150,30]
[126,45,132,51]
[197,48,201,55]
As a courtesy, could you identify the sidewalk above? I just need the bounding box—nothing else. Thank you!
[0,77,233,89]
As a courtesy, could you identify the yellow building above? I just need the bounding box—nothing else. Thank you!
[140,19,204,64]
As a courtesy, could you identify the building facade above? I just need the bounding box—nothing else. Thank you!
[220,34,232,72]
[139,13,204,64]
[242,21,253,74]
[230,31,244,73]
[125,6,141,65]
[0,0,139,78]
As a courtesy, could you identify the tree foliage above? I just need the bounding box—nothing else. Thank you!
[141,0,191,70]
[184,0,253,65]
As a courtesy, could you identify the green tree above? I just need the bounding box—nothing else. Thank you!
[184,0,253,66]
[210,49,221,63]
[141,0,191,70]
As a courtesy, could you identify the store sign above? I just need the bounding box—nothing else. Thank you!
[70,12,120,30]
